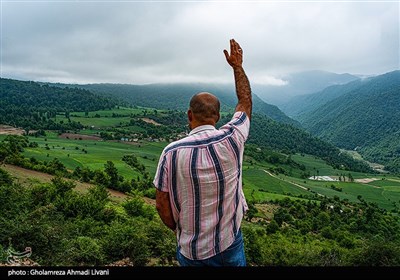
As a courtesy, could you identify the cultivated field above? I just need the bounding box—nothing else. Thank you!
[23,132,164,180]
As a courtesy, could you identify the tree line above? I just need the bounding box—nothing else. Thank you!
[0,78,116,130]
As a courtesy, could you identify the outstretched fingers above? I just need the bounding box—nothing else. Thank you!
[223,49,229,61]
[230,39,235,54]
[224,39,243,68]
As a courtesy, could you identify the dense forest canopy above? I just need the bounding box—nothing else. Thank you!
[297,71,400,173]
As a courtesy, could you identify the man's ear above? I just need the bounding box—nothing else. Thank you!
[188,110,193,122]
[216,112,220,124]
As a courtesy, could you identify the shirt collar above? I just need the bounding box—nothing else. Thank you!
[189,125,216,135]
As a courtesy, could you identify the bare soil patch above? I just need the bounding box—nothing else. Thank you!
[256,203,279,221]
[59,133,102,141]
[110,140,141,146]
[354,178,379,183]
[141,118,162,126]
[0,125,24,135]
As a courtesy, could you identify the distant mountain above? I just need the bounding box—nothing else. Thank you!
[280,79,363,118]
[62,83,300,127]
[298,70,400,173]
[253,70,359,105]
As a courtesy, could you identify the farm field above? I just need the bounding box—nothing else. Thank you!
[23,132,165,180]
[54,107,166,130]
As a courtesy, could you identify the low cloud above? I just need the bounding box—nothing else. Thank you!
[2,2,398,84]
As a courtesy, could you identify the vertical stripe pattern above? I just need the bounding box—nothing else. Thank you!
[208,144,225,254]
[190,148,200,259]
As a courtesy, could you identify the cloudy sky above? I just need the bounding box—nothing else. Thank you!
[1,0,399,85]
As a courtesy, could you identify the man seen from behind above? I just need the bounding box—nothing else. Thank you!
[153,39,252,266]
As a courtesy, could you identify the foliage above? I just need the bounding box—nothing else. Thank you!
[101,220,151,266]
[0,172,175,266]
[0,168,13,186]
[122,195,155,220]
[62,236,105,266]
[0,78,116,130]
[298,71,400,173]
[242,195,400,266]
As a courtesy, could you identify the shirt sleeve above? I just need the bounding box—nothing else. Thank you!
[153,150,170,192]
[219,111,250,144]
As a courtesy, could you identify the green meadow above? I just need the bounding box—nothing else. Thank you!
[24,132,165,180]
[54,106,166,129]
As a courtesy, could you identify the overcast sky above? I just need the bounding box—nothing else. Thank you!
[1,0,399,85]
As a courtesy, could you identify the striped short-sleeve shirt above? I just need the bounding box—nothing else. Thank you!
[153,111,250,260]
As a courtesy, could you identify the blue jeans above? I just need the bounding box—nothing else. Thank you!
[176,229,246,267]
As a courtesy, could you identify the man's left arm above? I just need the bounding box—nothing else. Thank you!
[156,190,176,231]
[153,152,176,231]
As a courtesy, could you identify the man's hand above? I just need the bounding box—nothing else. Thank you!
[224,39,252,120]
[224,39,243,69]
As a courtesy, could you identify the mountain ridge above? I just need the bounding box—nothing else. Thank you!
[297,70,400,172]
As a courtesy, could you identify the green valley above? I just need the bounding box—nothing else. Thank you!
[1,77,399,267]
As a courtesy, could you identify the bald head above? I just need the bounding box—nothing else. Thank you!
[189,92,220,126]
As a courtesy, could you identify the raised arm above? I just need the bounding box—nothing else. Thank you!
[224,39,252,120]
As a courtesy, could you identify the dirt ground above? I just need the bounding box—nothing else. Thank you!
[354,178,379,183]
[141,118,162,126]
[59,133,102,141]
[0,125,25,135]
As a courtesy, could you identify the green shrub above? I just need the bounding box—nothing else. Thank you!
[0,168,13,186]
[102,220,150,266]
[0,244,8,263]
[63,236,104,266]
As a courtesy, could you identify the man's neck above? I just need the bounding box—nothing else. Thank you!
[190,121,216,130]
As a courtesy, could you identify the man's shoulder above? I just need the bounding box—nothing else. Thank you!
[219,111,250,130]
[162,135,194,154]
[232,111,249,123]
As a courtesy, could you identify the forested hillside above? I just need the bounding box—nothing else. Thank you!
[55,83,300,127]
[233,114,372,173]
[0,78,116,130]
[280,79,363,117]
[297,71,400,173]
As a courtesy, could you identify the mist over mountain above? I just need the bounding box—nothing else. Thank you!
[253,70,359,105]
[280,79,365,118]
